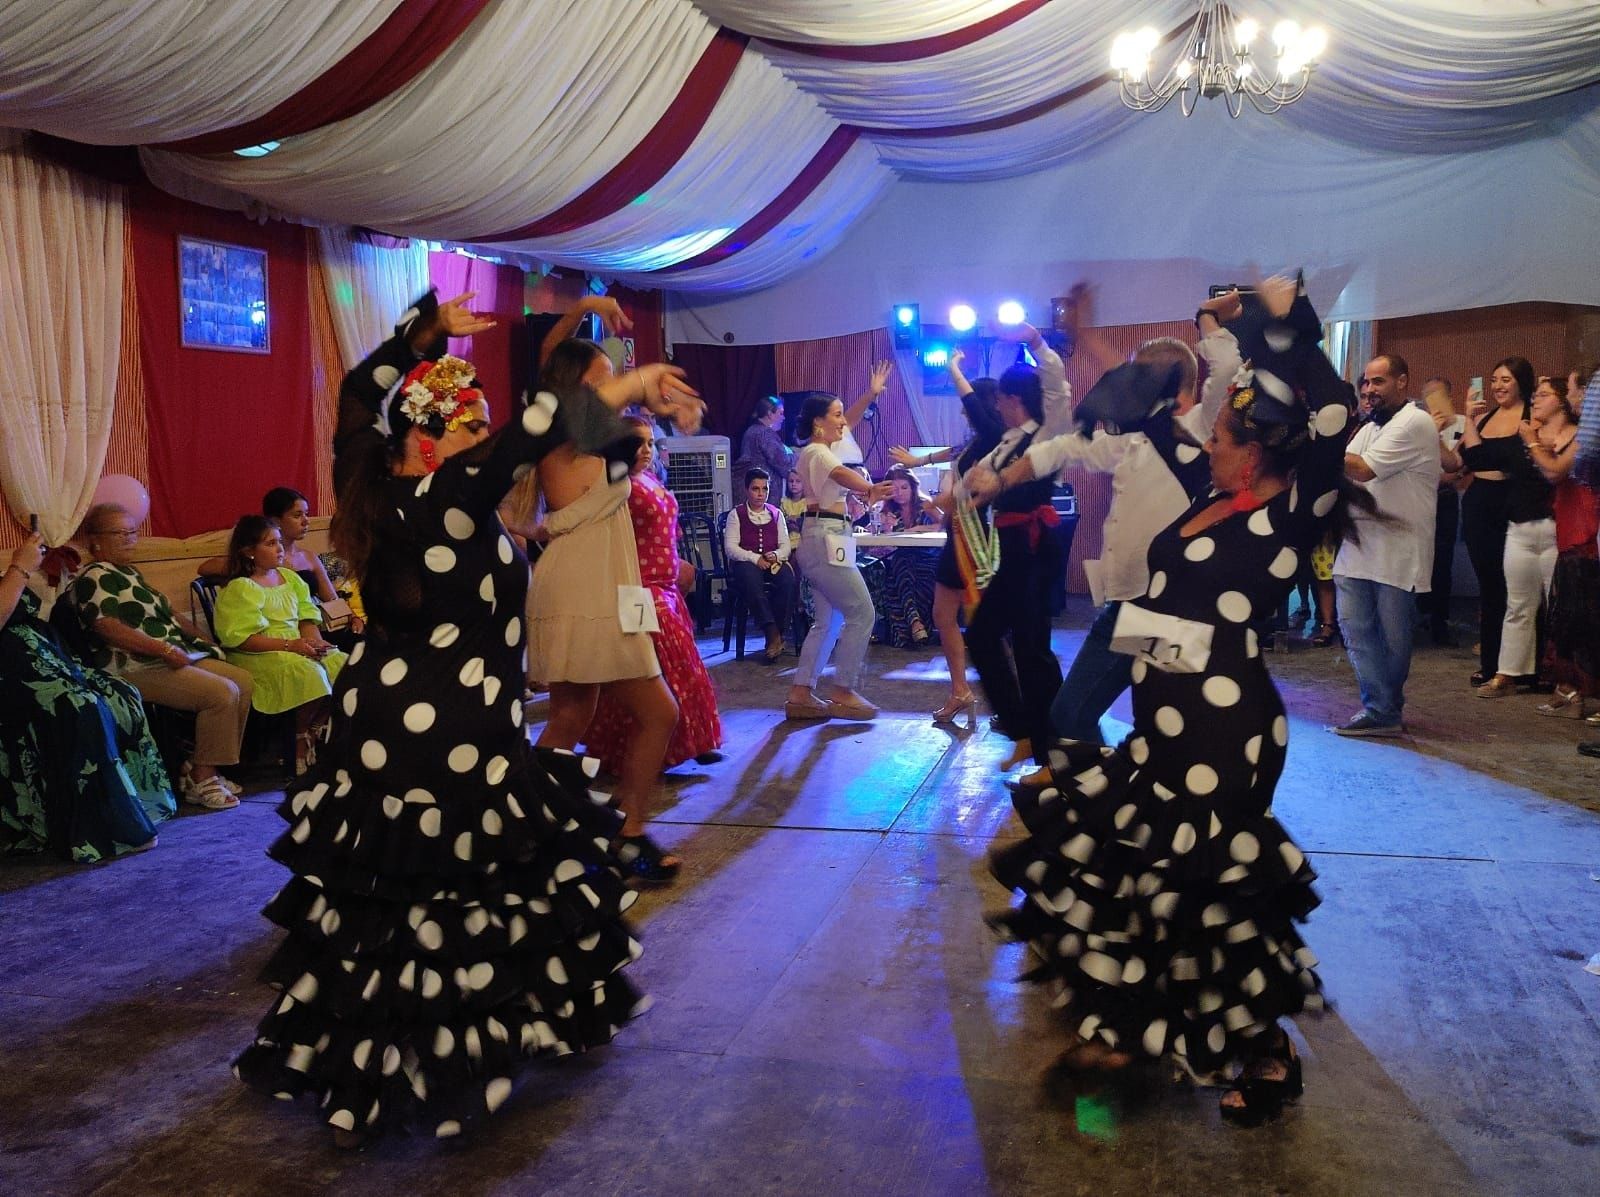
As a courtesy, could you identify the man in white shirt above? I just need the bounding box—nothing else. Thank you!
[1332,353,1441,736]
[723,467,795,661]
[973,315,1241,744]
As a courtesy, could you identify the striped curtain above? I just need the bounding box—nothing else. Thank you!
[774,326,919,477]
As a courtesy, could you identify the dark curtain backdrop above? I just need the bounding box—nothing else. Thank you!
[134,184,316,537]
[669,342,777,441]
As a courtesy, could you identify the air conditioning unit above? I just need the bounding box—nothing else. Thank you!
[658,434,732,522]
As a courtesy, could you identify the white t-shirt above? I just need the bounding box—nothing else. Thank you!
[1334,401,1441,591]
[797,442,849,512]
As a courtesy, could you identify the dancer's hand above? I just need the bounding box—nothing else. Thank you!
[868,360,893,396]
[1198,288,1244,324]
[889,446,918,467]
[1258,275,1298,320]
[436,291,497,338]
[582,295,633,336]
[966,465,1002,505]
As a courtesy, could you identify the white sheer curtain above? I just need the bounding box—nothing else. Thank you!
[892,346,966,448]
[315,226,431,368]
[0,140,124,545]
[1324,320,1376,386]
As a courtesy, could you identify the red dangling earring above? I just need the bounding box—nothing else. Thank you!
[1230,461,1263,512]
[418,437,439,472]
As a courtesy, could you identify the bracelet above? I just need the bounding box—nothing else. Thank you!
[4,564,32,581]
[1194,308,1217,328]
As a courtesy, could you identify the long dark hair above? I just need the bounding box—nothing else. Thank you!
[544,339,605,390]
[227,514,278,579]
[262,486,308,519]
[1493,355,1535,413]
[795,392,839,442]
[883,465,926,527]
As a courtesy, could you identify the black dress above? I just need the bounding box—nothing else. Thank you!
[991,329,1351,1076]
[234,299,645,1139]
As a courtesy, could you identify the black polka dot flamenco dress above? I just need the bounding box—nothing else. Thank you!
[234,302,646,1140]
[990,323,1354,1077]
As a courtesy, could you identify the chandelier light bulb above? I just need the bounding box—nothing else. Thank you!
[1111,2,1326,117]
[948,304,977,332]
[1110,32,1132,71]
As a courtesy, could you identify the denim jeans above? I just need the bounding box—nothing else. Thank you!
[793,524,875,691]
[1335,575,1416,725]
[1050,600,1133,744]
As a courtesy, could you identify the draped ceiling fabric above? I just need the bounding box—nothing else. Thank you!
[0,0,1598,320]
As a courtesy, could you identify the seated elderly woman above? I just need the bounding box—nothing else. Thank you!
[214,514,346,773]
[72,502,254,809]
[1,529,174,861]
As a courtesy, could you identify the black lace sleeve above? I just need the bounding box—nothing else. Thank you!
[332,292,446,496]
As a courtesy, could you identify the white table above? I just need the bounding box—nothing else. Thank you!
[853,530,949,549]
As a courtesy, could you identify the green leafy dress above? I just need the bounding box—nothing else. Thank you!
[0,588,175,862]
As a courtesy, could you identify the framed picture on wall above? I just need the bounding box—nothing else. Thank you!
[178,236,270,353]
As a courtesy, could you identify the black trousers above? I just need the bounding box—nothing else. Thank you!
[966,526,1063,763]
[729,559,797,633]
[1461,480,1510,677]
[1419,486,1460,629]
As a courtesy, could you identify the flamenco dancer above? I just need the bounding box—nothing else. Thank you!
[584,416,723,774]
[989,277,1363,1124]
[233,291,688,1145]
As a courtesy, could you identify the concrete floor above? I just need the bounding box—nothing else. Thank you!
[4,599,1599,1196]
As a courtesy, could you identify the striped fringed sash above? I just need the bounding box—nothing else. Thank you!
[952,497,1000,619]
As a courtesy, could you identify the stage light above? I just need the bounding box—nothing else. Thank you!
[997,301,1026,326]
[922,345,949,368]
[891,303,921,350]
[948,304,977,332]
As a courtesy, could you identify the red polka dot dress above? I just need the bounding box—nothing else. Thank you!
[586,475,722,772]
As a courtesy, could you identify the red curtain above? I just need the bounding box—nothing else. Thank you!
[427,251,526,428]
[609,283,665,368]
[773,327,918,477]
[669,342,777,440]
[133,184,316,537]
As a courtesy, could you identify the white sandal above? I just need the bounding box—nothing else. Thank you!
[181,761,242,797]
[181,774,239,810]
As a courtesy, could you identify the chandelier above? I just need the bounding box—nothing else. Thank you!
[1111,1,1328,116]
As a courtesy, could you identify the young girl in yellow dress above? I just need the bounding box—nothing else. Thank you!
[214,515,347,769]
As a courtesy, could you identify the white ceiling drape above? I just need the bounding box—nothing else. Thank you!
[2,0,1598,298]
[0,0,400,145]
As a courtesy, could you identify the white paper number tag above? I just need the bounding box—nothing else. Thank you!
[617,585,661,634]
[823,531,857,568]
[1109,602,1213,674]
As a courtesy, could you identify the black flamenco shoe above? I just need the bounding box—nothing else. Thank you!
[1220,1031,1304,1128]
[614,835,681,884]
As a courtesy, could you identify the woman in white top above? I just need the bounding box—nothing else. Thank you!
[785,393,892,719]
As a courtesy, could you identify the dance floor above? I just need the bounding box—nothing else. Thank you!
[4,599,1598,1196]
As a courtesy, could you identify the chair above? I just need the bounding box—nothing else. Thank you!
[676,511,728,635]
[189,576,220,640]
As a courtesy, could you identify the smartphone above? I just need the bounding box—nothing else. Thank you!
[1208,284,1257,298]
[1467,377,1484,408]
[29,513,39,533]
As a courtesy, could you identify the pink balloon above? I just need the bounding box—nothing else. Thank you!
[92,474,151,525]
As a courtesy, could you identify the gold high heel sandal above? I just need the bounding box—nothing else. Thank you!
[931,691,977,724]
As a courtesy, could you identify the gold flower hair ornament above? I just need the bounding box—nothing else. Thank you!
[398,355,483,432]
[1227,372,1309,454]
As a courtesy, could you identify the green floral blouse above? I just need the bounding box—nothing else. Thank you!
[70,561,220,674]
